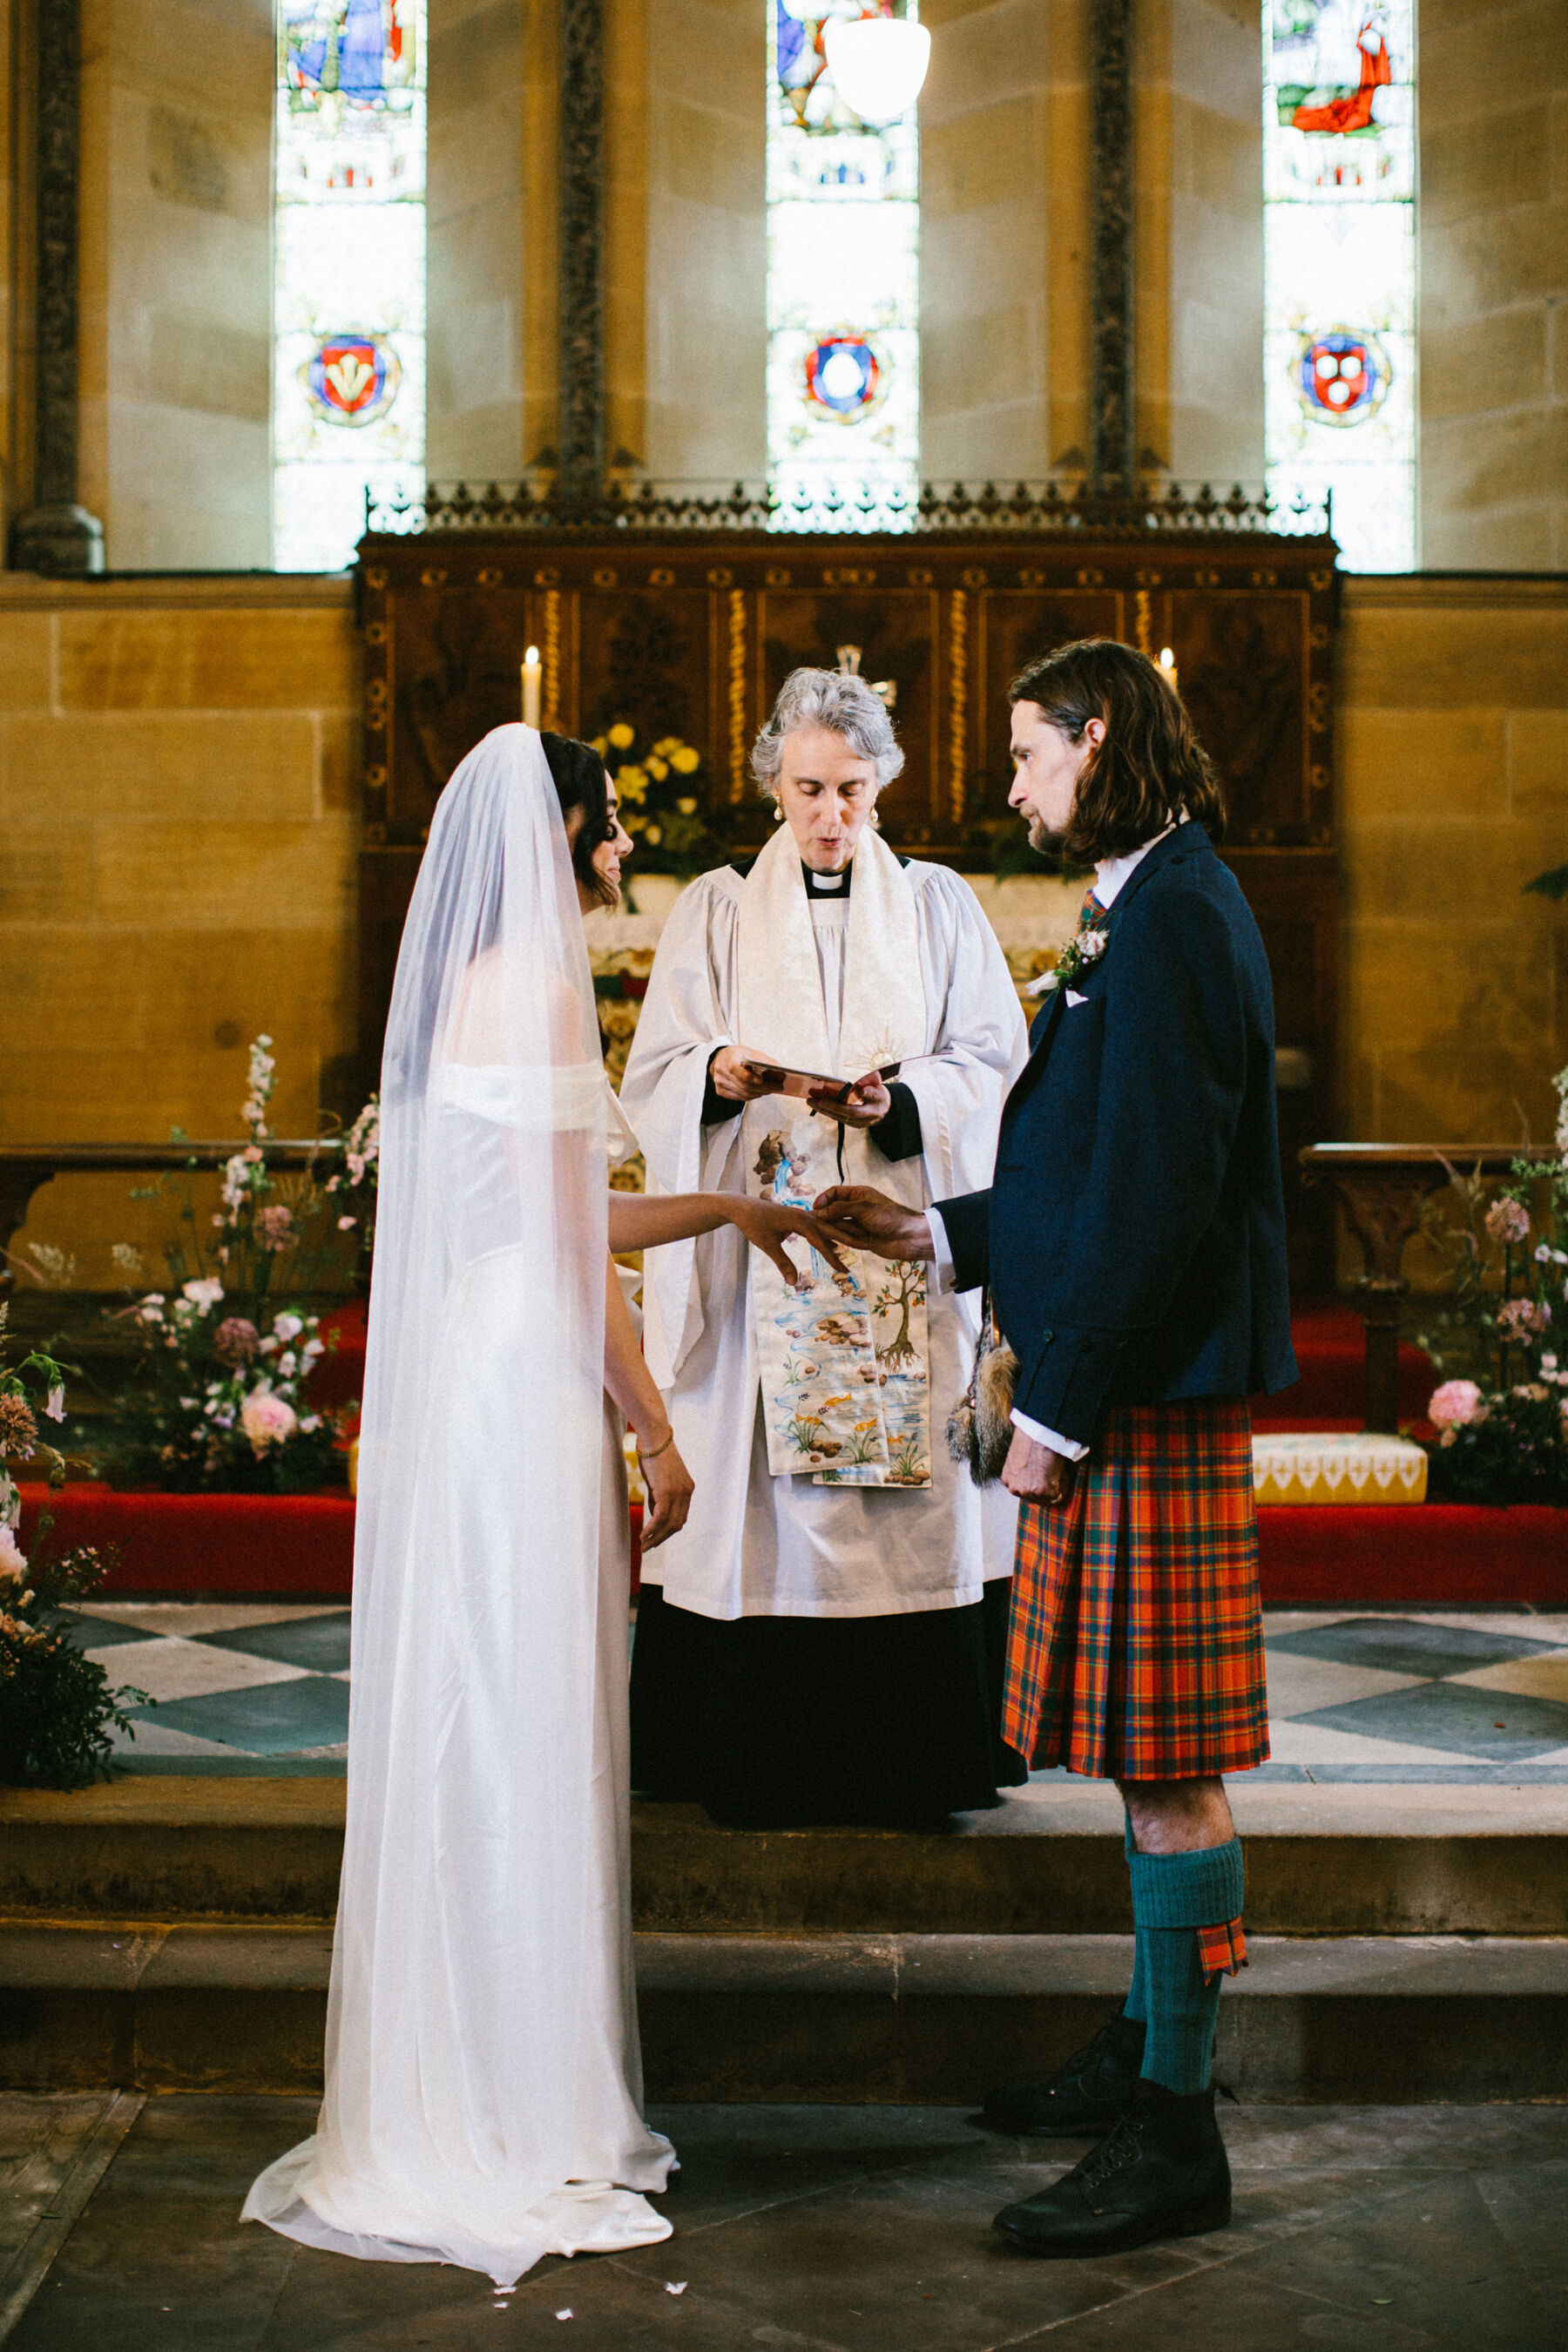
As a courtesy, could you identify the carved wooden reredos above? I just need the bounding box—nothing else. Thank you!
[358,517,1340,1281]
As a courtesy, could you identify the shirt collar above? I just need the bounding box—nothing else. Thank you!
[1092,813,1186,911]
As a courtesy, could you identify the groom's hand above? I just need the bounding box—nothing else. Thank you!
[813,1185,933,1260]
[1001,1427,1076,1506]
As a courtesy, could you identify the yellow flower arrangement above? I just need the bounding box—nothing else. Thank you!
[593,721,730,880]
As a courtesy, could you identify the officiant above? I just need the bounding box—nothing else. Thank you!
[619,667,1028,1828]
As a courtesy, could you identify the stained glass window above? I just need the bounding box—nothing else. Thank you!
[1263,1,1416,571]
[274,2,427,571]
[766,5,922,525]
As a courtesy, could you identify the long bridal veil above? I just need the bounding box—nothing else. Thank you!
[243,726,674,2286]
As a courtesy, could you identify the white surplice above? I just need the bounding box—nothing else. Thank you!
[619,831,1028,1622]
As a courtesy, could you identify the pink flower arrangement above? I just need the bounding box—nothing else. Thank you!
[1497,1297,1551,1340]
[213,1317,260,1367]
[1484,1197,1531,1247]
[240,1389,299,1452]
[0,1524,28,1582]
[1428,1379,1484,1430]
[259,1204,294,1253]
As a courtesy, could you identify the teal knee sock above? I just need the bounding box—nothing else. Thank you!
[1122,1815,1147,2024]
[1126,1838,1245,2094]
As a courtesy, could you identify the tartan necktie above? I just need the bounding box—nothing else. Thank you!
[1078,883,1105,928]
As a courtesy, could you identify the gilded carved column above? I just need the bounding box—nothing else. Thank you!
[558,0,605,505]
[1088,0,1136,496]
[10,0,104,573]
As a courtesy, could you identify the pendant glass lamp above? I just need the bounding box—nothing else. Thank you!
[823,14,932,127]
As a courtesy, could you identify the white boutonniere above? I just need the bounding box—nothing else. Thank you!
[1029,923,1109,1000]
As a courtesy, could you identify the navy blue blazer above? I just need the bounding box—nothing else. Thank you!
[937,823,1297,1446]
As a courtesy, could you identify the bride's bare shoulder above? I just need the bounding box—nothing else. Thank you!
[446,943,590,1064]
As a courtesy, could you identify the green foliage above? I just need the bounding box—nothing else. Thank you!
[1427,1389,1568,1509]
[0,1319,148,1788]
[1412,1065,1568,1504]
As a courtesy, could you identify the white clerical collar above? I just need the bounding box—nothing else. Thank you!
[1093,813,1186,911]
[803,863,849,895]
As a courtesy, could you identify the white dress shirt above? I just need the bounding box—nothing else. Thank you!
[925,823,1179,1463]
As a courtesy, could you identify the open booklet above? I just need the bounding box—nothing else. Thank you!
[733,1051,903,1106]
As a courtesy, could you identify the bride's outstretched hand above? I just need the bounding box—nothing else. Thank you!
[639,1431,694,1550]
[813,1186,935,1261]
[727,1197,848,1286]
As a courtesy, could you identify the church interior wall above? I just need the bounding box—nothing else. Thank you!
[1337,573,1568,1161]
[919,0,1053,479]
[642,0,767,481]
[0,575,358,1279]
[75,0,274,571]
[426,0,529,480]
[1142,0,1265,482]
[1418,0,1568,571]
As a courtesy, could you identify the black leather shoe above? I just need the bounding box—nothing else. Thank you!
[980,2011,1146,2136]
[992,2080,1231,2257]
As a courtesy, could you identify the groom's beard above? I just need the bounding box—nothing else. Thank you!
[1027,815,1068,857]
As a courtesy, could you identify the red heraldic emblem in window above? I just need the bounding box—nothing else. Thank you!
[1293,326,1389,427]
[302,332,402,427]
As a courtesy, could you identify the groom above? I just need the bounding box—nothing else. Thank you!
[817,637,1295,2259]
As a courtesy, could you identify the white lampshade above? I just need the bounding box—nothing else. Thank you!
[824,17,932,126]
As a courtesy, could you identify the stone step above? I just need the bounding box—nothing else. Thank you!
[3,1779,1565,1938]
[3,1921,1565,2105]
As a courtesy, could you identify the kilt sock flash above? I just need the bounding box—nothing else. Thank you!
[1126,1838,1246,2093]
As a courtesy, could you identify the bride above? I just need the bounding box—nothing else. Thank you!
[244,725,836,2287]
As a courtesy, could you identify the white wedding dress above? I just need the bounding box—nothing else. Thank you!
[243,727,675,2287]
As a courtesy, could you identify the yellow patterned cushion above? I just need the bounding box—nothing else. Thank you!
[1252,1431,1428,1506]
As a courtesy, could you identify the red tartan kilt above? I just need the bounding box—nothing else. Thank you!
[1004,1397,1269,1781]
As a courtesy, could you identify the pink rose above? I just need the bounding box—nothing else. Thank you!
[0,1524,27,1581]
[1484,1197,1531,1247]
[1497,1297,1550,1340]
[240,1389,299,1452]
[1428,1379,1483,1430]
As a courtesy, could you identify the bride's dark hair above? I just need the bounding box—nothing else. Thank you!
[540,730,618,906]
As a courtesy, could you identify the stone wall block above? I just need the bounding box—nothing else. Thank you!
[0,823,97,924]
[2,714,321,825]
[91,817,354,931]
[1423,100,1551,225]
[1419,0,1567,129]
[0,616,55,711]
[1422,308,1546,422]
[922,98,1039,218]
[1338,609,1568,709]
[1336,706,1510,821]
[56,612,357,713]
[1506,709,1568,815]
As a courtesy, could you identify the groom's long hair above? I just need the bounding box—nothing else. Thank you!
[1010,638,1226,866]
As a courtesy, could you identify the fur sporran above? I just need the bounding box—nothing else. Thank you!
[946,1290,1019,1487]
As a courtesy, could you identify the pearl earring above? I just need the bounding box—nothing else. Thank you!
[772,801,783,822]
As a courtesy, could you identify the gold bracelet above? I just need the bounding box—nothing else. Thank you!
[639,1428,675,1463]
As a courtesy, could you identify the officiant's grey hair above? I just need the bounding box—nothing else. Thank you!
[752,667,906,797]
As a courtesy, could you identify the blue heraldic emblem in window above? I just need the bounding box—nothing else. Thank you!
[302,331,402,426]
[1294,326,1389,426]
[804,333,889,422]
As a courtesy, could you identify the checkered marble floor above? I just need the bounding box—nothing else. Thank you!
[57,1603,1568,1782]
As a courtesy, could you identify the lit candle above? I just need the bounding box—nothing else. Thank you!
[1158,646,1179,693]
[521,645,542,728]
